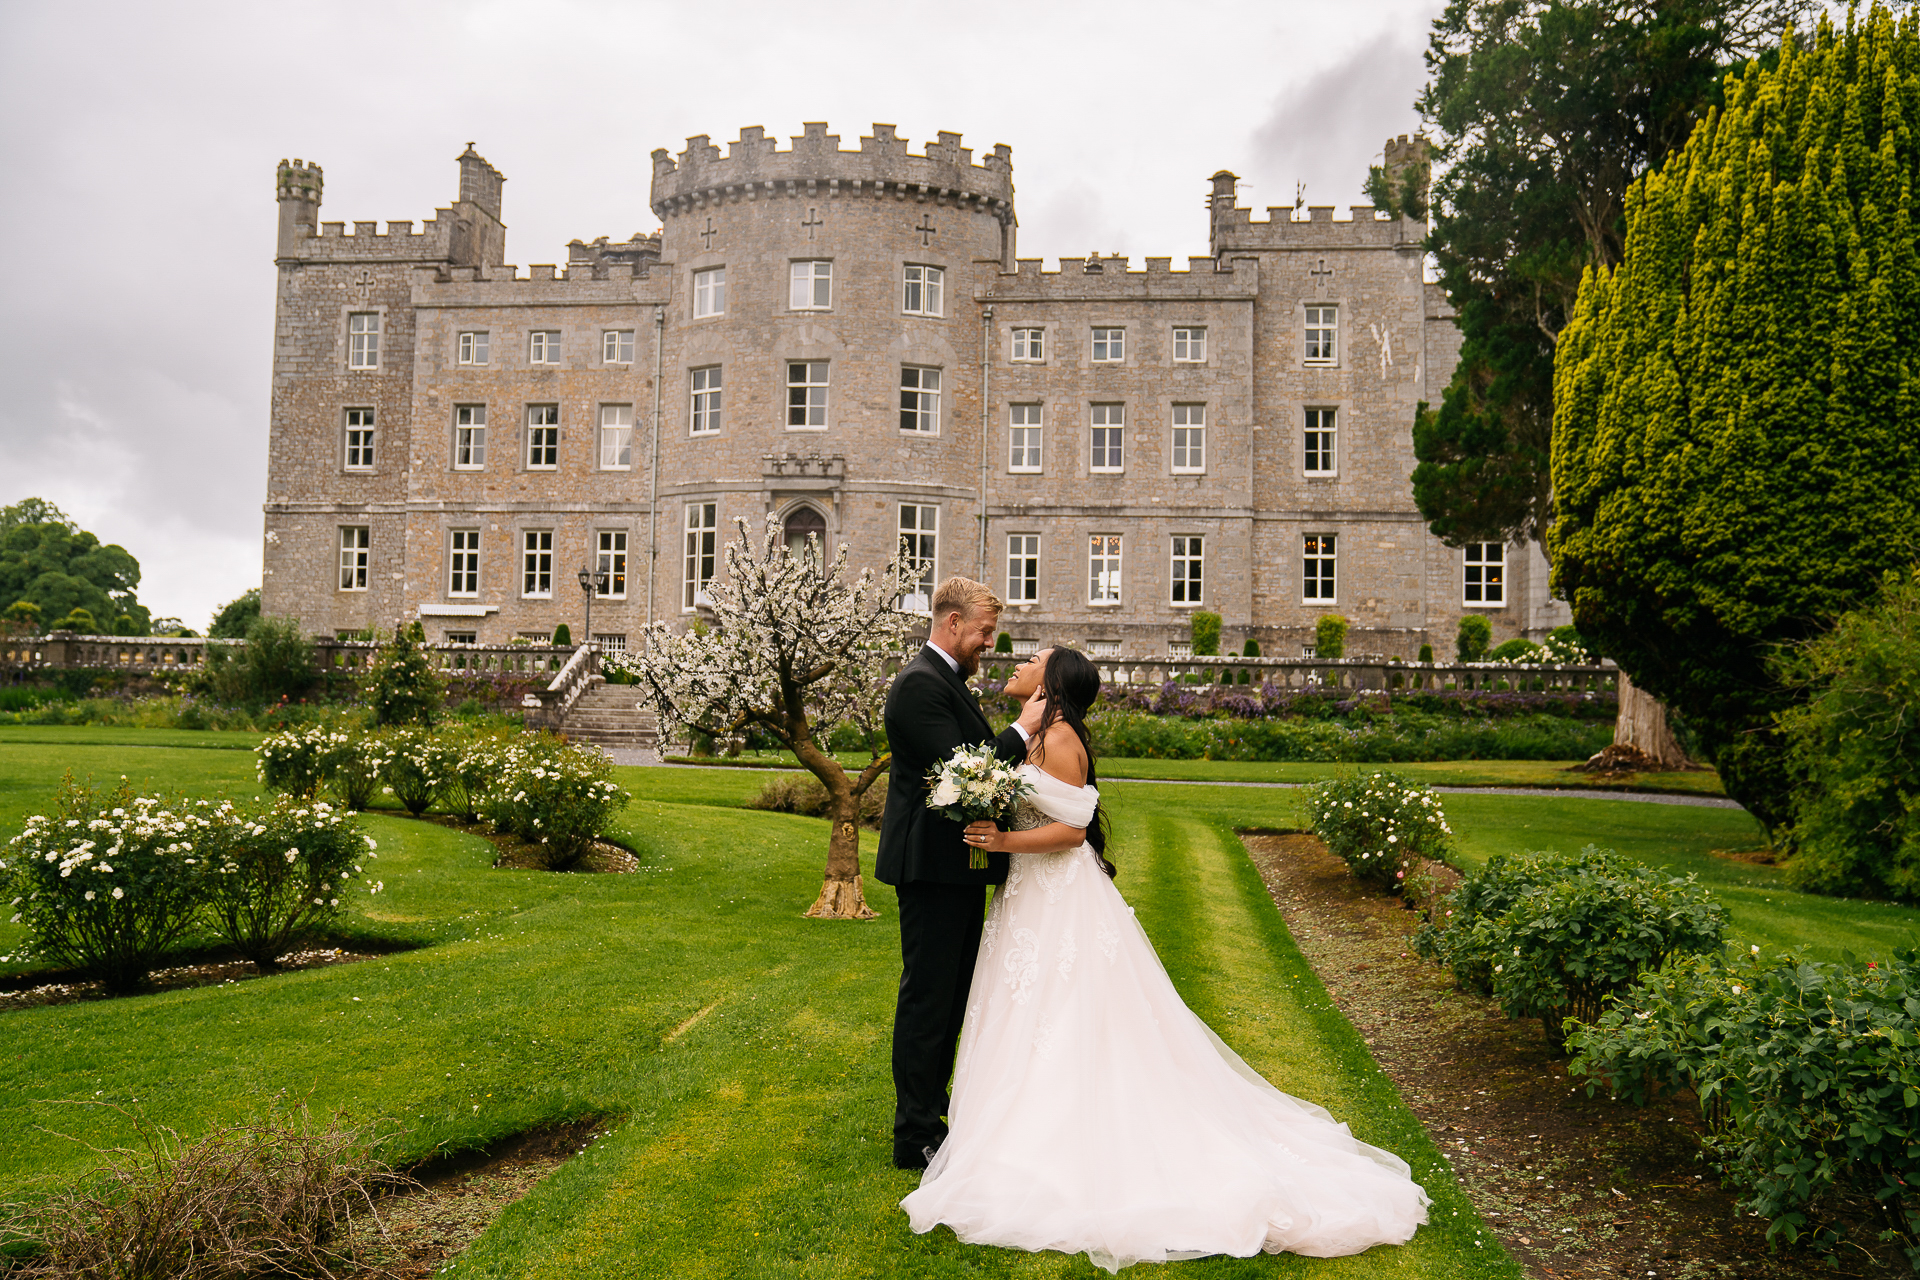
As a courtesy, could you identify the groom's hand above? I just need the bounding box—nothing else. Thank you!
[1015,688,1047,737]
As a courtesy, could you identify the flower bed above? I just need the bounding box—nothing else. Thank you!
[1087,707,1612,762]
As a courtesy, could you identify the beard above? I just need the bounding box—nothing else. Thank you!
[956,647,981,680]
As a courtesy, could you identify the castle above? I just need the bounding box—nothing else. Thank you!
[261,125,1567,658]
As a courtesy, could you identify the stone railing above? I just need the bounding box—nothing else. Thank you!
[310,638,576,677]
[0,631,239,674]
[982,653,1616,694]
[520,642,602,732]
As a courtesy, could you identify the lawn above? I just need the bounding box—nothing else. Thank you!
[0,732,1512,1278]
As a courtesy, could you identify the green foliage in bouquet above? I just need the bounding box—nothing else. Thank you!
[925,743,1034,869]
[1303,770,1451,891]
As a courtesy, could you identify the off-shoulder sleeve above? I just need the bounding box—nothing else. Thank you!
[1026,769,1099,828]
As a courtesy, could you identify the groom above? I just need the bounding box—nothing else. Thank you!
[877,576,1043,1170]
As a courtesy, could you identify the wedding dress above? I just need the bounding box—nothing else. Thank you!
[902,763,1430,1272]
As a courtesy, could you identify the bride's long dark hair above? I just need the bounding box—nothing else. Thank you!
[1029,646,1115,878]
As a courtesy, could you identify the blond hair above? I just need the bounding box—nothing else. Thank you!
[931,576,1001,623]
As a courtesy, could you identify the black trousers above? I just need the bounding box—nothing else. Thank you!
[891,879,986,1159]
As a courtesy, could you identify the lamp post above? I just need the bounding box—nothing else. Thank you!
[576,565,609,649]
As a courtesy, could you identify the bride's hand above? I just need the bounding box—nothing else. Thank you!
[963,820,1006,854]
[1015,687,1047,737]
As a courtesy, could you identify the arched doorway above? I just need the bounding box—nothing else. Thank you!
[782,505,828,562]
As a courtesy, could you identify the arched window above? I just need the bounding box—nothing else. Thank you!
[783,506,827,561]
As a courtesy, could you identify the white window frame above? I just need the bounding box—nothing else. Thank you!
[347,312,379,369]
[1171,535,1204,605]
[1009,404,1042,473]
[1090,404,1125,474]
[597,530,628,599]
[602,330,634,363]
[338,526,369,592]
[787,361,829,430]
[1171,404,1206,474]
[1172,326,1207,362]
[1011,327,1044,362]
[789,260,832,310]
[1091,327,1125,363]
[1088,533,1123,605]
[457,330,490,366]
[898,504,938,612]
[900,366,941,434]
[1304,407,1337,476]
[526,405,559,469]
[683,503,717,611]
[529,330,561,365]
[454,405,487,470]
[1007,533,1040,604]
[693,266,726,318]
[690,366,722,436]
[1305,306,1338,366]
[444,630,477,645]
[599,404,633,470]
[448,528,480,598]
[1089,639,1122,659]
[521,529,554,598]
[344,407,375,472]
[1303,533,1337,603]
[1464,543,1506,606]
[1011,637,1040,656]
[902,264,944,317]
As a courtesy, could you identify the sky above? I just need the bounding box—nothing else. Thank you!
[0,0,1436,631]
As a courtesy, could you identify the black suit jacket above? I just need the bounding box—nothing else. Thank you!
[875,645,1028,887]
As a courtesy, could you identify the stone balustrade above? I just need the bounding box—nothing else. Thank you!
[983,652,1616,694]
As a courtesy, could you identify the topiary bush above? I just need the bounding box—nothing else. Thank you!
[1243,639,1261,657]
[1568,947,1920,1264]
[1456,614,1491,662]
[994,631,1012,653]
[1303,770,1452,891]
[1417,642,1435,663]
[199,798,381,970]
[551,623,572,646]
[1413,845,1727,1048]
[1189,611,1221,656]
[1314,614,1349,659]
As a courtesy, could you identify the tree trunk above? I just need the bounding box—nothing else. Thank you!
[803,786,877,920]
[1610,671,1691,769]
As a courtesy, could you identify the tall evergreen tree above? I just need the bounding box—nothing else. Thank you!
[1550,5,1920,832]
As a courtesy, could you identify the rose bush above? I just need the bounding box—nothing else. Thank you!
[1303,770,1453,890]
[478,735,629,870]
[376,727,463,817]
[199,799,382,969]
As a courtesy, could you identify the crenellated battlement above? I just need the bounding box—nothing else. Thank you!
[276,159,323,202]
[650,122,1014,223]
[286,208,475,261]
[410,260,668,308]
[1207,145,1424,256]
[275,147,507,267]
[981,254,1258,302]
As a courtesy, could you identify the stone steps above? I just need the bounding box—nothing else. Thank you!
[558,681,658,749]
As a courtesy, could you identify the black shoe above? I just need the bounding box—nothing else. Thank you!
[893,1142,940,1170]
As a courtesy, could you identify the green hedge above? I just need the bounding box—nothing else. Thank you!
[1088,709,1612,762]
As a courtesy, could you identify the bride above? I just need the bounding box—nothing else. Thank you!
[901,646,1430,1272]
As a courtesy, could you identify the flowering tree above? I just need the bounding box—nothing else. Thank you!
[616,515,911,920]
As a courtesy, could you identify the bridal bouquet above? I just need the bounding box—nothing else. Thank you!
[925,743,1034,869]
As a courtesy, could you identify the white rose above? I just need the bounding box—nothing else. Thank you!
[930,780,960,807]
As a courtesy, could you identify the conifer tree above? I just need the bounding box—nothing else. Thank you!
[1550,6,1920,831]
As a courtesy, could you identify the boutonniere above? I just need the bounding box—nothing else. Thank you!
[969,687,982,700]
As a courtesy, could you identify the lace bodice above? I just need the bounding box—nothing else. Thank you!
[1008,796,1052,832]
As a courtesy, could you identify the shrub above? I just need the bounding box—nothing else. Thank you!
[209,615,317,706]
[1414,846,1727,1048]
[446,733,508,823]
[1303,770,1452,891]
[55,607,97,633]
[1542,625,1595,663]
[199,799,381,969]
[552,622,572,646]
[0,1103,412,1280]
[208,587,262,639]
[994,631,1012,653]
[1568,948,1919,1263]
[112,613,139,636]
[256,724,349,799]
[1418,643,1435,663]
[376,726,462,816]
[1456,614,1491,662]
[0,778,213,993]
[326,735,393,811]
[1315,614,1349,659]
[480,736,629,869]
[361,625,445,727]
[1190,611,1221,656]
[1488,637,1543,663]
[1775,568,1920,903]
[746,772,889,828]
[1087,706,1612,763]
[5,599,43,631]
[1243,639,1261,657]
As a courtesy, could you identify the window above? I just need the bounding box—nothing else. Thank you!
[596,633,627,653]
[599,404,633,469]
[444,630,477,645]
[338,526,369,591]
[1169,639,1193,657]
[898,505,938,612]
[690,366,722,435]
[597,530,628,598]
[347,312,379,368]
[1304,408,1337,475]
[521,530,553,597]
[454,405,487,469]
[1091,327,1125,362]
[1172,326,1207,362]
[1007,533,1039,604]
[458,331,490,365]
[900,366,940,433]
[683,503,717,610]
[344,408,375,471]
[1464,543,1506,605]
[903,264,943,316]
[1303,533,1337,602]
[1090,404,1125,473]
[529,330,561,365]
[448,529,480,597]
[1305,306,1338,365]
[1089,639,1122,659]
[603,330,634,363]
[790,260,832,310]
[1012,328,1044,361]
[1011,637,1039,656]
[1089,534,1123,604]
[787,361,829,429]
[1171,535,1203,604]
[1171,404,1206,473]
[526,406,559,468]
[693,267,726,318]
[1009,404,1042,472]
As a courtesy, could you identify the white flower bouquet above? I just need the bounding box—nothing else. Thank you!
[925,743,1034,869]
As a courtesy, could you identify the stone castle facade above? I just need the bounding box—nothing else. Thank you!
[262,125,1567,657]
